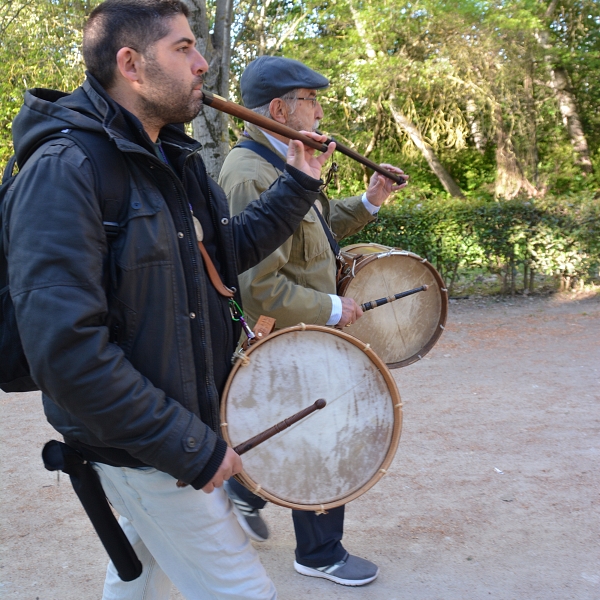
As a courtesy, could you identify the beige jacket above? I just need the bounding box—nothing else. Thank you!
[218,124,375,329]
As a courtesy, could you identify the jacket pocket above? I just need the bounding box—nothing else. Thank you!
[301,209,329,263]
[113,186,173,270]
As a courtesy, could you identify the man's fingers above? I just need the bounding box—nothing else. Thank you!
[366,165,408,202]
[379,163,404,172]
[297,131,336,161]
[200,447,242,493]
[316,141,336,164]
[202,482,215,494]
[380,164,409,189]
[287,139,303,161]
[337,296,364,328]
[300,130,328,144]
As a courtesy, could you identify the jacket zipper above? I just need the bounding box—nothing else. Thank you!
[200,163,230,430]
[157,151,220,433]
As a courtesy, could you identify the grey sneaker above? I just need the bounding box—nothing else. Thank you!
[294,554,379,586]
[223,480,270,542]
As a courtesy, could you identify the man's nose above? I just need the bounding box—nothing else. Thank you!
[315,101,324,120]
[192,49,209,75]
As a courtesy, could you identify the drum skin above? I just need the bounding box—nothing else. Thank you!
[221,325,402,511]
[338,244,448,368]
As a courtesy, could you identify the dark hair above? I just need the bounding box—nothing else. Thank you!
[83,0,189,88]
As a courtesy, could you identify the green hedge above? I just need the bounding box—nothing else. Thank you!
[344,192,600,295]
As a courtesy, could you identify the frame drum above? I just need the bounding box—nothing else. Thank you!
[221,325,402,511]
[337,243,448,368]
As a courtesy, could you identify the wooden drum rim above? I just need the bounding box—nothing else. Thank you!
[220,324,403,511]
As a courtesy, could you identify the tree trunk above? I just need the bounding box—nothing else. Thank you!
[510,256,516,296]
[550,66,594,174]
[185,0,233,179]
[349,1,376,60]
[388,104,464,198]
[351,5,465,197]
[466,98,487,153]
[523,60,539,185]
[360,98,385,187]
[535,6,594,176]
[493,105,537,199]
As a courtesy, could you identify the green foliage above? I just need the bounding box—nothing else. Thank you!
[276,0,600,198]
[0,0,598,295]
[343,191,600,294]
[0,0,97,164]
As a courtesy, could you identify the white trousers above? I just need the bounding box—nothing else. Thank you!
[92,463,277,600]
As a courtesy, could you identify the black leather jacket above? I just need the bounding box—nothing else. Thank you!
[3,76,322,488]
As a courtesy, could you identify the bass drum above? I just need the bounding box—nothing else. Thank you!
[337,243,448,368]
[221,324,402,511]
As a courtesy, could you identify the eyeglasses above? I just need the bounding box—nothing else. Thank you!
[289,97,319,107]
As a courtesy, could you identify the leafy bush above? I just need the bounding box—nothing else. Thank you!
[343,192,600,295]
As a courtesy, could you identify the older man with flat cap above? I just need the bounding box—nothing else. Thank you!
[219,55,406,587]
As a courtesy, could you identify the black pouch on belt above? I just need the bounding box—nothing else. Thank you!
[42,440,143,582]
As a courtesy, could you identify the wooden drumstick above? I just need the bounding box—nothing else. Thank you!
[360,285,428,312]
[176,399,327,487]
[233,398,327,455]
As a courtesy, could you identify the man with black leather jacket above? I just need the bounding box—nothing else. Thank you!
[2,0,334,598]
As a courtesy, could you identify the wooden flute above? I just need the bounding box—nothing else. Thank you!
[201,90,408,186]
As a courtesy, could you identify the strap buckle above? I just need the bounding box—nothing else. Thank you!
[103,221,120,238]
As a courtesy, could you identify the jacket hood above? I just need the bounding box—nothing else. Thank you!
[12,80,107,166]
[12,73,201,166]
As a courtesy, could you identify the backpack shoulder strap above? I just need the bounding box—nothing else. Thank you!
[59,129,129,238]
[2,156,18,184]
[233,139,286,173]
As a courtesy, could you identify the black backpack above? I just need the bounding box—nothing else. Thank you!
[0,129,128,393]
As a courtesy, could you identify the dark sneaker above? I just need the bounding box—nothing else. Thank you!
[294,554,379,586]
[223,480,270,542]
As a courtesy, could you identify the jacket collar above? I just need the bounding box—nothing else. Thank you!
[243,123,287,160]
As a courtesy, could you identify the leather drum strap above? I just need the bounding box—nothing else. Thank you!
[197,241,235,299]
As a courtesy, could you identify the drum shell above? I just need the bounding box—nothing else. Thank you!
[221,325,402,511]
[337,244,448,368]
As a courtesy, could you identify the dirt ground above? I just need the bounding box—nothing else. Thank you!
[1,292,599,600]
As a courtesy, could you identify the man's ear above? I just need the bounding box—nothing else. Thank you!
[269,98,289,124]
[115,47,143,84]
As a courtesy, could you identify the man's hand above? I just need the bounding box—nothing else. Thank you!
[365,164,408,207]
[335,296,363,329]
[202,447,243,494]
[286,131,336,180]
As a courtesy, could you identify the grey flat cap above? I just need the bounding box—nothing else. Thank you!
[240,56,329,109]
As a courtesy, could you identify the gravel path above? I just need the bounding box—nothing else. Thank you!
[1,292,599,599]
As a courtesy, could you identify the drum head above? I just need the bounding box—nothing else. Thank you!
[221,325,402,511]
[341,246,448,368]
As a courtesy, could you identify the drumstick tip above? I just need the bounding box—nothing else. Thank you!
[422,284,429,291]
[315,398,327,409]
